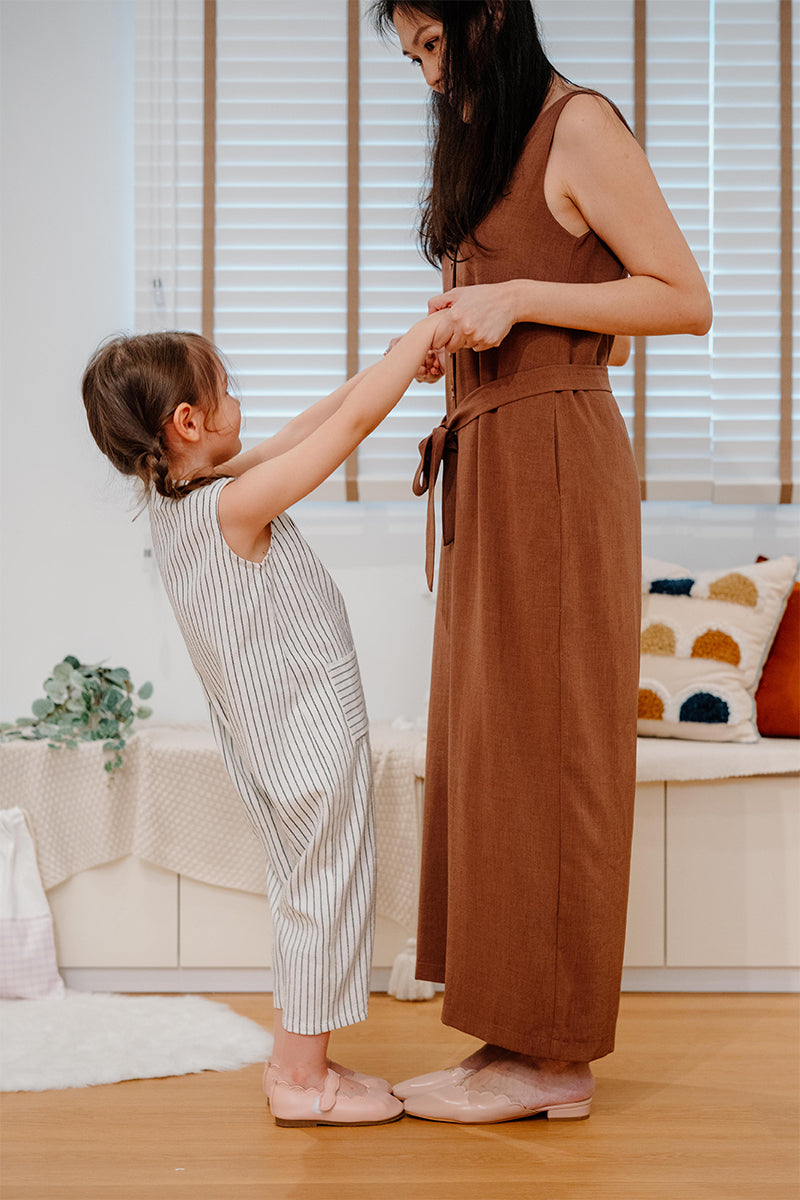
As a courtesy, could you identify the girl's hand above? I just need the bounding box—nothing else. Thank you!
[428,283,517,353]
[385,337,445,383]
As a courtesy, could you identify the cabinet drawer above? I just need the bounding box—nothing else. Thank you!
[48,857,178,968]
[666,776,800,968]
[623,783,666,967]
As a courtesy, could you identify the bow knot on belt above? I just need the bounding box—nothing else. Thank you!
[411,363,612,591]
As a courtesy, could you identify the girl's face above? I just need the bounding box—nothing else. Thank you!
[204,390,242,465]
[393,9,443,92]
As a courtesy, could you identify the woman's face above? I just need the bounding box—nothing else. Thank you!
[393,8,444,93]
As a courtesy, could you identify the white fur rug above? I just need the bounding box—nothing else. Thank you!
[0,991,273,1092]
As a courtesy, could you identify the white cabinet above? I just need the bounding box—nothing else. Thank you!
[666,775,800,968]
[623,783,666,968]
[44,774,800,984]
[48,857,178,968]
[178,876,409,969]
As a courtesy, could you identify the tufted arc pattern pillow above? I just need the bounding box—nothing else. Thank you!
[639,554,798,744]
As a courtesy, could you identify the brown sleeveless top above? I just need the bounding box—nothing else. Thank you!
[442,89,629,407]
[413,90,630,589]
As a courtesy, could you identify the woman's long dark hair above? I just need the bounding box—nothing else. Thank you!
[371,1,562,265]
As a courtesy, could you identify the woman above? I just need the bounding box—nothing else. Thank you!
[373,1,711,1124]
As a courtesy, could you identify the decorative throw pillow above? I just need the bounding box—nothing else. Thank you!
[638,554,798,743]
[754,557,800,738]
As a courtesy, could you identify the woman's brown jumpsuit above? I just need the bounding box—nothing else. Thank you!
[413,91,642,1062]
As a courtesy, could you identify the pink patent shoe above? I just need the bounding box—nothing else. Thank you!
[264,1067,405,1128]
[402,1078,592,1124]
[263,1059,391,1096]
[328,1060,392,1092]
[391,1065,476,1100]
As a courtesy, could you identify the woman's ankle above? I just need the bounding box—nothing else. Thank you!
[459,1043,503,1070]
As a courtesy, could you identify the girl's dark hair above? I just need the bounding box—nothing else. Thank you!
[371,0,562,265]
[82,331,230,500]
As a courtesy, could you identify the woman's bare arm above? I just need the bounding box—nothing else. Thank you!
[429,94,711,352]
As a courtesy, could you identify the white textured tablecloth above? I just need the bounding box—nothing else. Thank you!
[0,724,424,933]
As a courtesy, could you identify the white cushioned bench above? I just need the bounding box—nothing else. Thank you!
[3,726,797,994]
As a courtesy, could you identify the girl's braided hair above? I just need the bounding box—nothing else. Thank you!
[82,331,229,499]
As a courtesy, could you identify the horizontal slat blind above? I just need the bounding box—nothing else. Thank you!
[357,0,443,500]
[135,0,797,504]
[537,0,636,440]
[646,0,712,499]
[135,0,204,332]
[215,1,348,500]
[712,0,784,502]
[794,0,800,497]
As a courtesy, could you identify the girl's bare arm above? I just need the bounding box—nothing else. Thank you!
[216,362,382,478]
[218,313,447,546]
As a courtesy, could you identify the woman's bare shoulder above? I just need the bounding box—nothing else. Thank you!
[553,90,634,148]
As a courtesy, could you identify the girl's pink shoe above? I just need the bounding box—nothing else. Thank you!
[328,1060,392,1092]
[264,1066,404,1128]
[263,1059,391,1095]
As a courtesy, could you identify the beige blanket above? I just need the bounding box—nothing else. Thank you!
[0,724,424,933]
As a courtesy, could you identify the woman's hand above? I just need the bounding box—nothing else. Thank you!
[385,337,445,383]
[427,282,517,353]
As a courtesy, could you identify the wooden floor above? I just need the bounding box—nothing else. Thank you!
[2,992,798,1200]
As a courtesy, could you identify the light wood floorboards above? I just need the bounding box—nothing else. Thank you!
[2,993,798,1200]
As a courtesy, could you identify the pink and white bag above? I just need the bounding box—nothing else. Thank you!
[0,807,64,999]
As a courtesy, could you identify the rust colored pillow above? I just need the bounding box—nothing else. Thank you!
[755,557,800,738]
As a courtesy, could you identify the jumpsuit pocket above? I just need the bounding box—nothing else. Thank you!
[326,651,370,741]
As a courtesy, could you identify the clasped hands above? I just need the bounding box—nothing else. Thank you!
[386,281,517,383]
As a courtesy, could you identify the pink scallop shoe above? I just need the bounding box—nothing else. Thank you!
[265,1067,405,1128]
[391,1065,476,1100]
[263,1060,391,1095]
[402,1078,592,1124]
[328,1060,392,1092]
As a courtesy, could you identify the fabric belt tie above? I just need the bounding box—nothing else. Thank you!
[412,363,612,591]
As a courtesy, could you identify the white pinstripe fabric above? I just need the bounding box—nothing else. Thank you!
[149,479,375,1034]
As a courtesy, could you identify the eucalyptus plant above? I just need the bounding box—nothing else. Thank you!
[0,656,153,774]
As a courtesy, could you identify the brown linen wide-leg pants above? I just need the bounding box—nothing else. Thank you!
[415,384,641,1062]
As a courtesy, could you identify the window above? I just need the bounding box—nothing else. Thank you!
[135,0,798,503]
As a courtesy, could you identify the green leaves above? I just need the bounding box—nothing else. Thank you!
[0,657,155,776]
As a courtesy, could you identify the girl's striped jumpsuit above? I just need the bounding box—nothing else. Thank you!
[149,478,376,1034]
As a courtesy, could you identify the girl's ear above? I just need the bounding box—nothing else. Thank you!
[167,402,203,445]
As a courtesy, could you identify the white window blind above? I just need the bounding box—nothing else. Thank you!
[537,0,635,441]
[215,2,348,500]
[135,0,204,333]
[795,0,800,489]
[712,0,787,502]
[135,0,798,504]
[358,0,443,500]
[646,0,712,499]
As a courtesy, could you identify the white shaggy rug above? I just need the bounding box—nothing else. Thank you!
[0,991,273,1092]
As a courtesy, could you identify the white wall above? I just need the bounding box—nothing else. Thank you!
[0,1,797,732]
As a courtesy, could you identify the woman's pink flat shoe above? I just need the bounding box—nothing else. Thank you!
[391,1065,475,1100]
[265,1067,405,1128]
[402,1079,592,1124]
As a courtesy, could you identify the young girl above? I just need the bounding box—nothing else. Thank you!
[81,312,448,1128]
